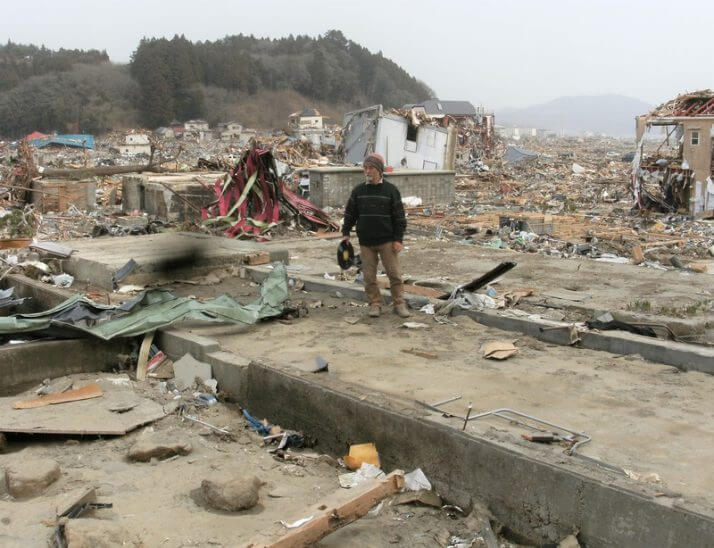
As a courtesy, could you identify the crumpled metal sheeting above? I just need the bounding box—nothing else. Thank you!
[202,147,337,239]
[0,264,289,340]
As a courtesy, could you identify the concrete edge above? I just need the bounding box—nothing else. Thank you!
[157,326,714,548]
[2,273,75,310]
[245,266,714,373]
[1,338,132,389]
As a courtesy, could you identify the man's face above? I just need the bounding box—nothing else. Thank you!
[364,164,381,183]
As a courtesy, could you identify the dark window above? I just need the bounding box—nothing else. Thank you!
[406,124,418,142]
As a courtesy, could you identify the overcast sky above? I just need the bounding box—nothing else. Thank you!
[2,0,712,110]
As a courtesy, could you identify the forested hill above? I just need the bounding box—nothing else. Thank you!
[0,42,109,91]
[0,31,432,137]
[130,30,432,126]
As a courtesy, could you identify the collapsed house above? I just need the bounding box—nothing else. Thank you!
[406,99,495,163]
[634,90,714,217]
[341,105,456,170]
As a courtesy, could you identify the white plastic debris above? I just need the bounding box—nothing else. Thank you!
[419,303,435,315]
[323,272,336,281]
[117,284,145,294]
[338,462,385,488]
[595,254,629,264]
[203,379,218,394]
[404,468,432,491]
[402,196,423,207]
[572,163,586,174]
[280,516,314,528]
[401,322,428,329]
[51,273,74,288]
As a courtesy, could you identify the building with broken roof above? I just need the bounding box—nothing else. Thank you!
[404,99,496,163]
[634,90,714,217]
[341,105,455,170]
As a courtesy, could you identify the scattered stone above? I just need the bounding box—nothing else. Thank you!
[36,376,73,396]
[5,458,61,498]
[201,474,262,511]
[669,256,684,269]
[688,262,708,273]
[558,533,581,548]
[127,434,192,462]
[64,517,142,547]
[172,353,212,391]
[708,245,714,257]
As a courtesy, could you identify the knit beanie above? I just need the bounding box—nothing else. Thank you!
[363,153,385,174]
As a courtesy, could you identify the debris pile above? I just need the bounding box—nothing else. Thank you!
[201,147,338,239]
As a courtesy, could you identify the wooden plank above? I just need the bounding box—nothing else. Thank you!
[136,331,155,382]
[13,384,104,409]
[252,472,404,548]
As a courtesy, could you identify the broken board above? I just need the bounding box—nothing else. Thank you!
[0,380,165,436]
[13,384,103,409]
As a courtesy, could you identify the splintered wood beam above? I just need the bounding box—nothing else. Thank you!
[250,471,404,548]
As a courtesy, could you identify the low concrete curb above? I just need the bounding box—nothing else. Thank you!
[1,338,131,389]
[158,327,714,548]
[246,266,714,374]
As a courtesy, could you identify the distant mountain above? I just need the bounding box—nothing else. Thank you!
[497,95,653,137]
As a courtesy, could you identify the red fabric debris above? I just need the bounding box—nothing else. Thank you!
[202,147,338,239]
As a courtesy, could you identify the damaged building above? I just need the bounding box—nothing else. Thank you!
[341,105,455,170]
[634,90,714,217]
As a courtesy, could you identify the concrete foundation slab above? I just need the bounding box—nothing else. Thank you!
[156,327,714,547]
[58,232,289,289]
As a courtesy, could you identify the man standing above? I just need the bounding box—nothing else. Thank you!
[341,153,410,318]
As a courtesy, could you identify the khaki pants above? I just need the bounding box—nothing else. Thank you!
[360,242,404,306]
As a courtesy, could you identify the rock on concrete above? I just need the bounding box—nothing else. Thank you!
[127,434,192,462]
[4,458,61,498]
[201,474,262,512]
[173,353,213,391]
[65,517,141,547]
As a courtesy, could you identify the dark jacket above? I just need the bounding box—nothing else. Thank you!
[341,178,407,246]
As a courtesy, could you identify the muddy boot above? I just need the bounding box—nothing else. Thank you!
[368,304,381,317]
[394,303,411,318]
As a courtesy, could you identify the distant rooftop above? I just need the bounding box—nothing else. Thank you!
[291,108,322,118]
[405,99,478,117]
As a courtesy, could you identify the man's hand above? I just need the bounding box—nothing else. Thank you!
[342,235,350,243]
[393,241,403,253]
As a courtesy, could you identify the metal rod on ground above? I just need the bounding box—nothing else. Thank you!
[180,412,231,435]
[431,395,462,407]
[462,403,473,431]
[466,408,591,455]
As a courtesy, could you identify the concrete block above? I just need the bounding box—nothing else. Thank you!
[206,351,251,401]
[157,329,220,361]
[172,353,213,391]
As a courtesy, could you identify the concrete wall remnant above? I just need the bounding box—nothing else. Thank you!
[308,167,455,208]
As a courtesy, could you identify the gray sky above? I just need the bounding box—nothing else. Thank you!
[2,0,712,110]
